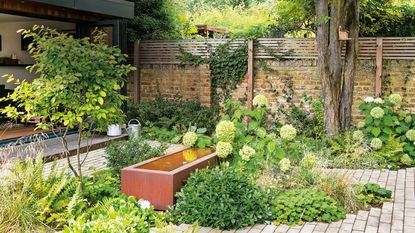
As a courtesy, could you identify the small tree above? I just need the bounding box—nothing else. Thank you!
[1,25,134,193]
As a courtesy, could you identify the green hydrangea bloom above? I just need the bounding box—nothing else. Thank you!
[279,158,291,173]
[370,107,385,119]
[182,132,198,147]
[356,121,365,129]
[280,124,297,141]
[353,130,365,141]
[216,141,233,158]
[253,94,268,107]
[405,116,412,123]
[406,129,415,141]
[374,98,384,104]
[239,145,256,161]
[401,154,413,166]
[370,138,383,150]
[389,94,402,106]
[215,120,235,142]
[301,152,317,168]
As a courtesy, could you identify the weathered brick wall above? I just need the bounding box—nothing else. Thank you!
[127,59,415,120]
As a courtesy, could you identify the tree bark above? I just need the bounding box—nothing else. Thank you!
[340,0,360,128]
[315,0,359,135]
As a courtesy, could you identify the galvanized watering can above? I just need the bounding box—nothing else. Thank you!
[127,119,141,140]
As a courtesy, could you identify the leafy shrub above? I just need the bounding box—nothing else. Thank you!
[355,183,392,207]
[105,138,165,175]
[141,125,181,143]
[273,189,346,225]
[358,94,415,167]
[127,95,217,134]
[83,170,121,205]
[215,97,287,171]
[170,164,274,230]
[64,196,165,233]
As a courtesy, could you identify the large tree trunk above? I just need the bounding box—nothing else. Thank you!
[340,0,360,128]
[315,0,359,135]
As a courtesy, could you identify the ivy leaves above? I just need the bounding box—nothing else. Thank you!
[178,42,248,109]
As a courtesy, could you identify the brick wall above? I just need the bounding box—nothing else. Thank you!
[127,59,415,120]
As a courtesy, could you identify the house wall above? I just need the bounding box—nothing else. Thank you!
[0,18,75,89]
[127,59,415,121]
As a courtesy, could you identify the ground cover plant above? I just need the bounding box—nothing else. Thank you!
[105,138,166,175]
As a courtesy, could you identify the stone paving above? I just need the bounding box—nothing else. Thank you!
[42,149,415,233]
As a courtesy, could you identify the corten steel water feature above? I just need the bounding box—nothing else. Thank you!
[121,147,217,210]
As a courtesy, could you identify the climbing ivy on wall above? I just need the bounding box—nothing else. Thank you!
[178,42,248,109]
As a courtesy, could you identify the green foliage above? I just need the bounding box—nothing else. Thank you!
[0,156,84,232]
[170,164,274,230]
[268,0,315,37]
[141,125,182,143]
[105,138,165,175]
[2,26,132,132]
[275,88,325,139]
[64,196,165,233]
[83,170,121,206]
[360,0,415,37]
[355,183,392,207]
[128,0,195,40]
[216,98,285,171]
[178,42,248,108]
[325,131,385,169]
[127,95,217,134]
[190,2,274,38]
[359,95,415,168]
[273,189,346,225]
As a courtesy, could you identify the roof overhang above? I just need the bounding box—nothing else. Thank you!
[32,0,134,19]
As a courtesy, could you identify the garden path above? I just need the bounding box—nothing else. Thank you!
[42,149,415,233]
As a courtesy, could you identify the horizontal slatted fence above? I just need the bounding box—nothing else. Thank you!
[137,37,415,64]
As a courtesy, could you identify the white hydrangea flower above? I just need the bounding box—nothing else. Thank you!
[370,107,385,119]
[253,94,268,107]
[370,138,383,150]
[182,132,198,147]
[357,121,365,129]
[374,98,384,104]
[215,120,235,142]
[138,200,151,210]
[216,141,233,158]
[279,158,291,173]
[364,96,375,103]
[353,130,365,141]
[389,94,402,106]
[239,145,256,161]
[406,129,415,142]
[280,124,297,141]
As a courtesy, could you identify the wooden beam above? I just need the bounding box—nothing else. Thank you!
[0,0,114,22]
[133,40,141,103]
[375,38,383,97]
[247,40,254,109]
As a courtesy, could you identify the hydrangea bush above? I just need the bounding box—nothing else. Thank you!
[213,95,286,169]
[358,94,415,167]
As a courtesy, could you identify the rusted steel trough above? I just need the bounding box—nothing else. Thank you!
[121,147,217,210]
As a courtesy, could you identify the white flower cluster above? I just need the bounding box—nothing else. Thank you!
[280,124,297,141]
[253,94,268,107]
[279,158,291,173]
[182,132,198,147]
[216,141,233,158]
[239,145,256,161]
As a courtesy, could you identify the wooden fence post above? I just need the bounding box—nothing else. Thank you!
[375,38,383,97]
[247,40,254,109]
[133,40,140,103]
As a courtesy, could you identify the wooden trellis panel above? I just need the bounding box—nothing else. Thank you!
[136,37,415,64]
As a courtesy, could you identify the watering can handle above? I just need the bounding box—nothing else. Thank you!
[128,119,141,126]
